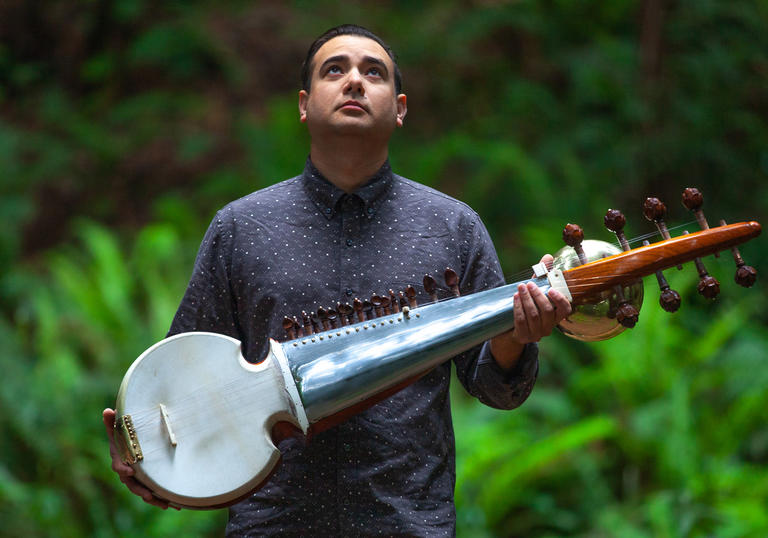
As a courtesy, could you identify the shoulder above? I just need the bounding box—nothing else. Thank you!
[218,176,303,218]
[389,174,484,226]
[201,176,306,233]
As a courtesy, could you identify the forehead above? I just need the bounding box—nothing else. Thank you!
[312,35,393,70]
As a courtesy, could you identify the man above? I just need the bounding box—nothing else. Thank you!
[104,24,571,536]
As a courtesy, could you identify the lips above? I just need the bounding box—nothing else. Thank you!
[338,100,367,112]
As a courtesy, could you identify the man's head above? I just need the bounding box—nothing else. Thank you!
[301,24,403,95]
[298,25,407,141]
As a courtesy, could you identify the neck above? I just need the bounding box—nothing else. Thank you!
[309,138,389,193]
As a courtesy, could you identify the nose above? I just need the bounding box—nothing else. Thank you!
[344,68,365,96]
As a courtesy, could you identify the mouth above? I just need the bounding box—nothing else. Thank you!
[338,100,368,112]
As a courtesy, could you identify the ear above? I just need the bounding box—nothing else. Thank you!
[298,90,309,123]
[396,94,407,127]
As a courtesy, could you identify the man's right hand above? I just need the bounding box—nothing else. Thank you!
[103,408,174,510]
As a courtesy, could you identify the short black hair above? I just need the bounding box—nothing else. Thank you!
[300,24,403,95]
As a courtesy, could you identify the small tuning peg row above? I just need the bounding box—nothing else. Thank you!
[720,219,758,287]
[562,223,587,265]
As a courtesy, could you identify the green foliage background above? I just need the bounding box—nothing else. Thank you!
[1,1,766,536]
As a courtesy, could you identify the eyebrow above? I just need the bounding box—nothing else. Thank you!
[320,54,389,77]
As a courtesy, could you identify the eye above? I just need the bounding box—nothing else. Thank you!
[366,67,382,77]
[326,65,343,75]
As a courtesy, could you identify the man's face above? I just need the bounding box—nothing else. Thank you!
[298,35,407,139]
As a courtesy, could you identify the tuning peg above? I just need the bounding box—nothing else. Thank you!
[615,301,640,328]
[681,230,720,299]
[371,295,385,317]
[643,197,683,269]
[682,187,719,258]
[405,286,417,308]
[643,240,681,312]
[337,303,353,326]
[317,307,330,331]
[562,223,587,265]
[423,275,438,302]
[282,317,297,340]
[389,290,400,313]
[362,300,374,320]
[643,197,672,239]
[681,187,710,230]
[445,268,460,296]
[719,219,758,287]
[604,209,630,251]
[328,309,339,329]
[293,316,304,337]
[302,311,314,335]
[380,294,392,315]
[353,299,365,323]
[399,291,408,310]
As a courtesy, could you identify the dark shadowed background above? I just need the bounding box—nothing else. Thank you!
[1,1,766,536]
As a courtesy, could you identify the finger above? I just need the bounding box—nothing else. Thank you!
[513,286,530,342]
[120,470,171,509]
[539,253,554,267]
[130,481,169,509]
[527,282,555,336]
[518,282,540,338]
[547,289,572,322]
[103,408,116,441]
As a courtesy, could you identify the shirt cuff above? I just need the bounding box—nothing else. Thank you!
[474,341,539,409]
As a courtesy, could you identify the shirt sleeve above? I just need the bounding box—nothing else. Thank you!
[451,211,539,410]
[167,210,242,341]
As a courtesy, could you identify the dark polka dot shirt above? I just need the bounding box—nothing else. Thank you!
[169,159,538,537]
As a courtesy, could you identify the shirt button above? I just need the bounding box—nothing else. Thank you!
[346,239,353,247]
[346,289,354,297]
[343,443,352,452]
[367,207,375,216]
[324,207,332,215]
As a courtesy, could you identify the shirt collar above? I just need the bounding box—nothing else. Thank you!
[301,157,393,220]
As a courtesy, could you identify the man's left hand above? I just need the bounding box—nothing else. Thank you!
[490,254,572,370]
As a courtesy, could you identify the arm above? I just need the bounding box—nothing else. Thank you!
[453,218,570,409]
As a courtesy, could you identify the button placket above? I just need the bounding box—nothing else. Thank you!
[340,196,363,302]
